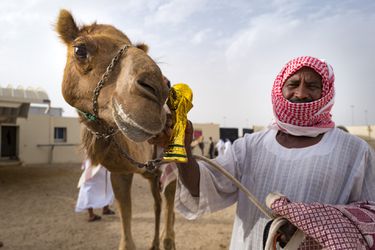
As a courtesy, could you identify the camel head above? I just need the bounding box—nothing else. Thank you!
[56,10,169,142]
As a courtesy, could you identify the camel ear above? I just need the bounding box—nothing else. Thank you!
[56,9,79,44]
[135,43,149,53]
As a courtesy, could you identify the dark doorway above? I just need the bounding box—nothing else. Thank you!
[219,128,238,143]
[242,128,254,136]
[1,126,18,158]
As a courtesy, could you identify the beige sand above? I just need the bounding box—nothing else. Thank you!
[0,164,235,250]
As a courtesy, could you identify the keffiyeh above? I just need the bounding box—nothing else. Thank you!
[270,56,335,137]
[266,194,375,249]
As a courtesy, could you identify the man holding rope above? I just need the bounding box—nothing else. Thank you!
[163,56,375,249]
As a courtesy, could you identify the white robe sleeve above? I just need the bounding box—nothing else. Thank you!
[342,139,375,202]
[360,147,375,201]
[175,138,245,219]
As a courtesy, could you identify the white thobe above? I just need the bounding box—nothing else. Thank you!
[216,139,225,156]
[224,140,232,154]
[75,160,114,212]
[175,128,375,249]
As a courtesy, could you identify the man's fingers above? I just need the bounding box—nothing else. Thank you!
[185,120,194,146]
[186,120,194,132]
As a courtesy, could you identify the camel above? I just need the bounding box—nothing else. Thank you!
[56,10,176,250]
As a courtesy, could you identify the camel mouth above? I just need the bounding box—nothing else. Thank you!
[112,98,161,142]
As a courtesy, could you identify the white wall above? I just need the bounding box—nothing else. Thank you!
[16,115,83,164]
[191,123,220,157]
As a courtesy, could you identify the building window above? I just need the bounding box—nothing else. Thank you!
[54,127,67,142]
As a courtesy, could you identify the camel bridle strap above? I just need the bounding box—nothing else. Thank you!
[77,44,163,172]
[76,44,131,122]
[84,124,163,172]
[77,44,129,140]
[112,139,163,172]
[92,44,131,119]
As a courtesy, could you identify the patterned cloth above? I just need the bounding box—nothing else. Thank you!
[269,195,375,249]
[271,56,335,136]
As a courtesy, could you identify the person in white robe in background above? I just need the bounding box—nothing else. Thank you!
[75,158,115,222]
[224,138,232,154]
[215,139,225,156]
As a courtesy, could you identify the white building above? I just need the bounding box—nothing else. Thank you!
[0,86,83,165]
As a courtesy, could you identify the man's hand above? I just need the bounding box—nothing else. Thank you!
[148,113,173,148]
[184,120,194,154]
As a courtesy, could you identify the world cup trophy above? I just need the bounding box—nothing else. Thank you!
[163,83,193,163]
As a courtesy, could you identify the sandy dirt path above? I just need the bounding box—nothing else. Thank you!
[0,164,235,250]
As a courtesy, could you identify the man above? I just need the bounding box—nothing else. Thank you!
[215,138,225,156]
[208,137,215,159]
[198,136,205,155]
[224,138,232,154]
[171,56,375,249]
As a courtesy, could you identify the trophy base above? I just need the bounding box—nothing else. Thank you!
[162,144,188,163]
[162,154,188,163]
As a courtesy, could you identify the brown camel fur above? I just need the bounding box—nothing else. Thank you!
[56,10,176,250]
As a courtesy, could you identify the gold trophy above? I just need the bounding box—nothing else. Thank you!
[163,83,193,163]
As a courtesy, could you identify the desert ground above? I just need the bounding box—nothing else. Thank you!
[0,163,235,250]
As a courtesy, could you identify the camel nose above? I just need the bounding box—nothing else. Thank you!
[163,76,171,88]
[137,78,157,96]
[136,76,166,103]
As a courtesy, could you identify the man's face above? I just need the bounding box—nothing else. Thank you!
[282,67,323,103]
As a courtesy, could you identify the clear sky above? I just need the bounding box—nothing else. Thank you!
[1,0,374,129]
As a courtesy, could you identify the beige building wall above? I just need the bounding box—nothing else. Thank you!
[191,122,220,157]
[252,125,267,133]
[346,125,375,149]
[15,114,83,164]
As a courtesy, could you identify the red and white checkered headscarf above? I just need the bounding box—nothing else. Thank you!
[270,56,335,137]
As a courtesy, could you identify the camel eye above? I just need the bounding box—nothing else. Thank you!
[74,45,88,59]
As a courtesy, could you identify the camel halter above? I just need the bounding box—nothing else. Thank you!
[77,44,163,172]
